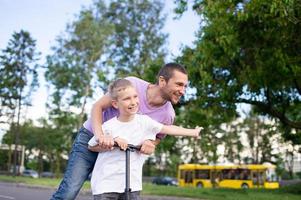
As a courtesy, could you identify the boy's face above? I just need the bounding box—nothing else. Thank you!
[112,86,139,116]
[159,70,188,104]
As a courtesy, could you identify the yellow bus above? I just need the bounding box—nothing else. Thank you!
[178,164,279,189]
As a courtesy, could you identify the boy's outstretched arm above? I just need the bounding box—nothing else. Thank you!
[161,125,202,137]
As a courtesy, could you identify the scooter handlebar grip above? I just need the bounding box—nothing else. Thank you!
[114,141,141,151]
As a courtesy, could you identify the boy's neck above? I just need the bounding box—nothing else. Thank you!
[146,84,167,107]
[117,114,135,122]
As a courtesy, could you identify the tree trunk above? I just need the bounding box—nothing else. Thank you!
[77,85,90,130]
[13,95,22,176]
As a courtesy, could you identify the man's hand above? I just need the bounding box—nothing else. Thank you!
[140,139,156,155]
[97,134,114,150]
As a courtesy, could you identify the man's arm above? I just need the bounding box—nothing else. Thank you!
[161,125,201,137]
[91,94,114,148]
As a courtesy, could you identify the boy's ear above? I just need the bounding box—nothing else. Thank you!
[111,100,118,109]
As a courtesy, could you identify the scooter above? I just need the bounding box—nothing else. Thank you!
[114,142,141,200]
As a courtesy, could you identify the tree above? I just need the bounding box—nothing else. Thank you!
[2,119,69,176]
[175,0,301,144]
[45,2,113,130]
[44,1,169,169]
[0,30,40,175]
[104,0,168,78]
[221,123,243,164]
[45,0,168,133]
[241,115,273,164]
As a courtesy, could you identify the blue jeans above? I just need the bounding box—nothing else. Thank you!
[50,127,98,200]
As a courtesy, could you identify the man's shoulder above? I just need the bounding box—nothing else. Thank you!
[125,76,150,85]
[165,102,176,116]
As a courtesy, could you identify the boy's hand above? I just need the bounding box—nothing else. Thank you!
[194,126,203,138]
[114,137,128,151]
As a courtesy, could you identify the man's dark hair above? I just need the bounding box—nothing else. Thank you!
[156,63,187,84]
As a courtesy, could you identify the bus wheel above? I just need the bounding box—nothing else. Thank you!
[197,182,203,188]
[241,183,249,189]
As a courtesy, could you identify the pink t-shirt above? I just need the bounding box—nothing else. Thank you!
[83,76,175,139]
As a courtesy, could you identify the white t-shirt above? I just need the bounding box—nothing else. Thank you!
[89,114,163,195]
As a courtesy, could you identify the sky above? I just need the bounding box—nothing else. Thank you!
[0,0,200,137]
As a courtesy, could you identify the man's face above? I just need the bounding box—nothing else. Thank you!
[160,70,188,105]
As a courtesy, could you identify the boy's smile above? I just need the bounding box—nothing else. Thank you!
[112,86,139,121]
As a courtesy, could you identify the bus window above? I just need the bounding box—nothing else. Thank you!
[184,170,193,183]
[222,169,236,180]
[266,167,278,182]
[252,170,264,186]
[195,170,210,179]
[240,169,250,180]
[211,171,221,187]
[258,171,264,185]
[180,170,185,179]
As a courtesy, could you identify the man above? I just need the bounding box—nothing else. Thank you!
[50,63,188,200]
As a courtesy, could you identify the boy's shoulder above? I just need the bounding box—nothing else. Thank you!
[136,113,151,119]
[135,113,158,124]
[103,116,117,127]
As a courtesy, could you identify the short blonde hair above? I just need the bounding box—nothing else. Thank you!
[108,78,134,100]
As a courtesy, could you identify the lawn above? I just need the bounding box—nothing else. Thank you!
[0,175,300,200]
[143,183,301,200]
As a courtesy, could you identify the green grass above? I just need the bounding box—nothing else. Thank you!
[0,175,91,189]
[142,183,301,200]
[0,175,300,200]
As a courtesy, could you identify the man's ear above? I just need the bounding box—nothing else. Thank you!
[112,100,118,109]
[158,76,166,87]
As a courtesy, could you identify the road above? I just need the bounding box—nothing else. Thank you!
[0,182,199,200]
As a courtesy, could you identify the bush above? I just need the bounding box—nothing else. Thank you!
[279,182,301,195]
[295,172,301,179]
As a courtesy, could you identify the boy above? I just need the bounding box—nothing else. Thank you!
[88,79,201,200]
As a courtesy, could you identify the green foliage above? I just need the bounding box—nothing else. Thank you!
[0,30,40,123]
[42,0,169,174]
[279,181,301,195]
[176,0,301,144]
[221,124,243,163]
[0,30,40,175]
[174,104,234,164]
[2,119,72,174]
[45,0,168,132]
[45,2,113,129]
[0,150,9,171]
[104,0,167,77]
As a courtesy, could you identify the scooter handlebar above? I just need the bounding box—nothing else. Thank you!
[113,142,141,151]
